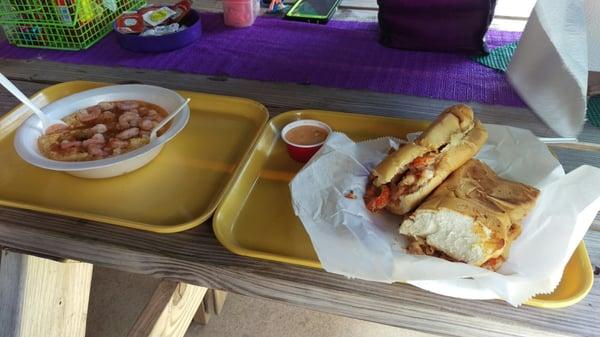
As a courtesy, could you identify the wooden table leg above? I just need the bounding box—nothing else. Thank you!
[193,289,228,325]
[0,249,93,337]
[0,248,225,337]
[212,290,228,315]
[128,281,207,337]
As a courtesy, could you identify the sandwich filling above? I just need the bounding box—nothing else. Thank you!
[365,152,438,212]
[364,121,475,213]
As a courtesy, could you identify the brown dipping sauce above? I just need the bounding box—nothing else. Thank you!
[285,125,329,145]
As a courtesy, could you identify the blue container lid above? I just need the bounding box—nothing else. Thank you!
[115,9,201,53]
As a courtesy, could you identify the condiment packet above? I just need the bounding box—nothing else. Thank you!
[138,4,162,16]
[115,12,144,34]
[140,23,181,37]
[170,0,192,22]
[142,7,177,27]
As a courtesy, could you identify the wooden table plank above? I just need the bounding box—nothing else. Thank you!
[339,0,377,10]
[184,0,527,28]
[0,206,597,337]
[146,0,381,21]
[494,0,535,19]
[4,59,597,143]
[340,0,536,20]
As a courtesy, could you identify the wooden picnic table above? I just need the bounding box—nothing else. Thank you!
[0,1,598,337]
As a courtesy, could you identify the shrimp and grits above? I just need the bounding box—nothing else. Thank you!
[38,100,170,161]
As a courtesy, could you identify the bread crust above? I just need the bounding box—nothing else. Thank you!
[416,104,475,150]
[430,159,540,224]
[371,104,479,187]
[385,119,488,214]
[372,143,429,187]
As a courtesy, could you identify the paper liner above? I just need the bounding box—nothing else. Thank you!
[290,125,600,306]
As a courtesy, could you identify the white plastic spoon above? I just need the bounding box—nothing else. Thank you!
[0,72,66,131]
[150,98,191,141]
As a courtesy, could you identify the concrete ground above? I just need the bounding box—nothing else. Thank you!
[86,266,432,337]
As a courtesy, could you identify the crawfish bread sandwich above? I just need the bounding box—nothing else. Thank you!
[364,104,488,215]
[400,159,540,271]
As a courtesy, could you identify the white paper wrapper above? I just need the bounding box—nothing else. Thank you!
[290,125,600,306]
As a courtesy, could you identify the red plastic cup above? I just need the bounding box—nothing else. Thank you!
[281,120,332,163]
[223,0,258,28]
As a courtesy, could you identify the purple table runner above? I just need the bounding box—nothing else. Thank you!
[0,13,525,107]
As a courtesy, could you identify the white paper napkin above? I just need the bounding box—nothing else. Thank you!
[507,0,600,137]
[290,125,600,306]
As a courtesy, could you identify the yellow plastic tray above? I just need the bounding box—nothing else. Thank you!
[213,109,594,308]
[0,81,269,233]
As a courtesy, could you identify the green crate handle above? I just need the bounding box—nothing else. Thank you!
[0,0,83,27]
[0,5,41,16]
[0,4,44,24]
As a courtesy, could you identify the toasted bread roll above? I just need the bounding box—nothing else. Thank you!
[429,158,540,224]
[372,143,429,187]
[417,104,476,150]
[400,160,540,270]
[402,195,510,266]
[364,104,488,215]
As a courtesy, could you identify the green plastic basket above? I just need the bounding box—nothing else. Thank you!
[0,0,145,50]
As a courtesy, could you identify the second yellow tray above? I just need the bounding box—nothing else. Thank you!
[213,109,593,308]
[0,81,269,233]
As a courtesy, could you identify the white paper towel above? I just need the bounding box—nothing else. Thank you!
[290,126,600,306]
[585,0,600,71]
[507,0,598,137]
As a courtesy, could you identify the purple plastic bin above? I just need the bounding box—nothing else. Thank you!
[114,9,201,53]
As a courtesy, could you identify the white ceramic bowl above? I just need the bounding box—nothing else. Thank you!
[14,84,190,179]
